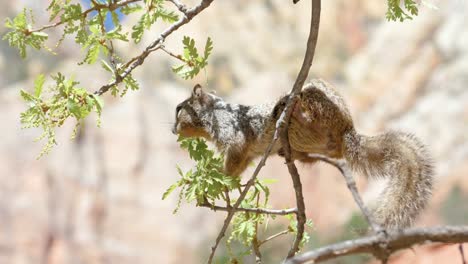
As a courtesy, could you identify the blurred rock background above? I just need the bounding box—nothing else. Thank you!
[0,0,467,263]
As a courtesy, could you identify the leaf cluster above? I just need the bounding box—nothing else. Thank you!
[386,0,419,21]
[285,214,314,249]
[20,73,103,157]
[131,0,179,43]
[3,9,48,58]
[228,180,272,248]
[3,0,214,155]
[172,36,213,80]
[164,137,314,260]
[163,137,241,213]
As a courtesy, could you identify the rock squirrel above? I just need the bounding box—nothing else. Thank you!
[172,80,434,229]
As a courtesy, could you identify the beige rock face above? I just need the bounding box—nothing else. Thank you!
[0,0,467,263]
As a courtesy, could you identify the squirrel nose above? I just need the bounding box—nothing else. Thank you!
[172,125,177,135]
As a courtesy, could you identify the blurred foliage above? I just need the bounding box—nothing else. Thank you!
[319,212,371,264]
[337,212,369,241]
[440,185,468,225]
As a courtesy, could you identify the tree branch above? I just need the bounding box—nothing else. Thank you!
[207,0,322,262]
[199,202,298,216]
[286,226,468,264]
[279,0,321,259]
[94,0,214,96]
[460,244,467,264]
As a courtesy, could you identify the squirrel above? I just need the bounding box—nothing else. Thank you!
[172,80,434,229]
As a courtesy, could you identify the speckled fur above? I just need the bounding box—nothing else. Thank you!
[173,85,281,177]
[174,81,434,229]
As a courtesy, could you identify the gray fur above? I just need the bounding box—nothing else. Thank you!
[174,81,434,229]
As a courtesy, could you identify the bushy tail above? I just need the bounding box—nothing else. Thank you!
[343,130,434,229]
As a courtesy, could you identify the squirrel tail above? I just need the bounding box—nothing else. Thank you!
[343,130,434,229]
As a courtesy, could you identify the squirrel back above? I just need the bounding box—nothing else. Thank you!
[284,79,434,229]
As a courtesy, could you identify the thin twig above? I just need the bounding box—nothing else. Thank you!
[29,0,142,33]
[280,0,321,259]
[225,190,231,207]
[95,0,214,96]
[252,195,262,264]
[95,5,120,82]
[259,230,290,246]
[460,244,467,264]
[200,202,297,216]
[160,46,187,63]
[286,226,468,264]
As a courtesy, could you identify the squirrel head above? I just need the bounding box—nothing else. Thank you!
[172,84,221,139]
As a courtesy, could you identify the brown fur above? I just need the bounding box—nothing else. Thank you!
[174,80,434,229]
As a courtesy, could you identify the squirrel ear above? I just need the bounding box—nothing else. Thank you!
[193,84,203,97]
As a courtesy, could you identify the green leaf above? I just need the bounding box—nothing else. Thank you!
[67,98,81,118]
[84,44,101,64]
[123,74,139,91]
[259,178,278,185]
[204,37,213,60]
[110,10,120,28]
[156,9,178,23]
[32,32,48,38]
[106,25,128,42]
[34,74,45,98]
[75,23,88,45]
[162,182,179,200]
[120,4,143,15]
[20,89,37,102]
[172,36,213,80]
[131,13,149,43]
[14,9,28,28]
[172,64,184,74]
[47,0,62,21]
[91,94,104,114]
[100,60,114,73]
